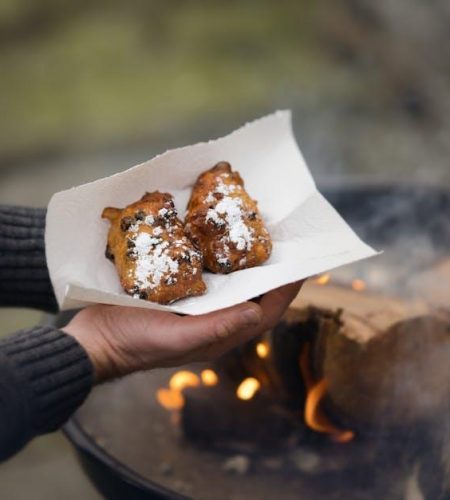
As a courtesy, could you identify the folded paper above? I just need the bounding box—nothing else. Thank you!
[46,111,377,315]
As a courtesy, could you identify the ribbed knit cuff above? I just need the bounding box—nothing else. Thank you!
[0,205,58,312]
[0,326,93,435]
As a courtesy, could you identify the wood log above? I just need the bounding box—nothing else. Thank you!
[181,282,449,449]
[311,312,450,431]
[292,281,430,339]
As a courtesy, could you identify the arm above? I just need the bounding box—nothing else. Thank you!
[0,204,303,460]
[0,205,93,460]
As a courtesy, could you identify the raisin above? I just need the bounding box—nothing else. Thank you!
[120,216,135,231]
[126,249,136,260]
[165,208,177,219]
[127,239,135,249]
[248,211,257,220]
[139,290,148,299]
[218,260,233,273]
[105,245,114,261]
[177,253,191,264]
[165,276,177,285]
[135,211,146,221]
[214,192,224,200]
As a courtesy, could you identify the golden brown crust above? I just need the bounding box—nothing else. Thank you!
[102,191,206,304]
[185,161,272,273]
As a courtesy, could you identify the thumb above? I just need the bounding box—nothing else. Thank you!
[171,302,263,351]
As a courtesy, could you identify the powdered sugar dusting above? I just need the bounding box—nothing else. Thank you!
[132,237,179,290]
[215,177,237,196]
[206,191,254,252]
[124,211,197,294]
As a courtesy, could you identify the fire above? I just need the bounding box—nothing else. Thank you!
[157,369,218,412]
[314,273,331,285]
[236,377,261,400]
[299,343,354,443]
[156,388,185,410]
[304,379,354,443]
[201,369,219,386]
[256,341,270,359]
[351,279,366,292]
[169,370,200,391]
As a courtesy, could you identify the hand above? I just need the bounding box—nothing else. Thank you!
[63,281,303,382]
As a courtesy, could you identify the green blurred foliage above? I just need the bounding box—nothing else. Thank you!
[0,0,448,179]
[0,1,327,159]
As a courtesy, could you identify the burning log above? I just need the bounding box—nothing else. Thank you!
[293,281,430,335]
[298,282,450,433]
[315,313,450,432]
[181,309,312,452]
[160,282,449,452]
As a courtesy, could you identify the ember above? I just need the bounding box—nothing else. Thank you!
[236,377,261,400]
[314,273,331,285]
[156,388,185,410]
[201,369,219,386]
[256,341,270,359]
[169,370,200,391]
[351,279,366,292]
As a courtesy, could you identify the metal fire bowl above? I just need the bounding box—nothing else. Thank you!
[61,183,450,500]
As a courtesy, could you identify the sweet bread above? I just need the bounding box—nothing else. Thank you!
[185,162,272,273]
[102,192,206,304]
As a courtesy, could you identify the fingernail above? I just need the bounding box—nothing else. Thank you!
[242,308,262,326]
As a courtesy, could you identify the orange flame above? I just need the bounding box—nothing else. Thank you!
[256,341,270,359]
[169,371,200,391]
[156,388,185,410]
[236,377,261,400]
[351,279,366,292]
[201,369,219,386]
[314,273,331,285]
[299,344,354,443]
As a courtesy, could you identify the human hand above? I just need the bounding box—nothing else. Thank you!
[63,281,303,382]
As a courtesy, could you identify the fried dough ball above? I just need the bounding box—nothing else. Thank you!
[185,161,272,274]
[102,192,206,304]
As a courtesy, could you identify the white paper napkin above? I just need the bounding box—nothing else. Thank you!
[46,111,378,315]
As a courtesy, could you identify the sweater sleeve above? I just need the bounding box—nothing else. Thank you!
[0,325,94,461]
[0,205,58,312]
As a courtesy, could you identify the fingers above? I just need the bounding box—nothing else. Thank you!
[166,281,303,363]
[249,280,304,335]
[171,301,263,352]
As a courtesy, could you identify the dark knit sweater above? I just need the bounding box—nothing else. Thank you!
[0,205,94,461]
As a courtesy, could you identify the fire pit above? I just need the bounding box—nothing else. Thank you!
[61,183,450,500]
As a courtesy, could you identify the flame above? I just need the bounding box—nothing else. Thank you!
[169,370,200,391]
[351,279,366,292]
[201,369,219,386]
[314,273,331,285]
[156,388,185,410]
[299,343,354,443]
[236,377,261,400]
[256,341,270,359]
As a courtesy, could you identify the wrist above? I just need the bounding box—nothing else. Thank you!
[63,312,115,382]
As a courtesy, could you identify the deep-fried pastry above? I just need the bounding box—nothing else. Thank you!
[102,192,206,304]
[185,161,272,273]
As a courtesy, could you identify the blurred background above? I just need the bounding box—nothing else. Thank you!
[0,1,448,498]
